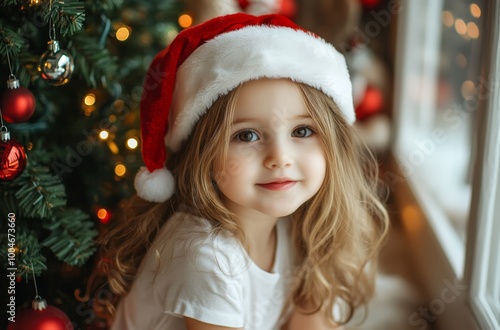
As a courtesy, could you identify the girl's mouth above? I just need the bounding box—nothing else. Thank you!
[257,181,297,191]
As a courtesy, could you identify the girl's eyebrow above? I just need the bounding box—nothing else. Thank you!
[232,114,313,125]
[231,118,257,125]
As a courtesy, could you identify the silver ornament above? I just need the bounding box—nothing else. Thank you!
[38,40,74,86]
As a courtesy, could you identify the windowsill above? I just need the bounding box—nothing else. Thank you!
[392,146,470,278]
[386,152,479,330]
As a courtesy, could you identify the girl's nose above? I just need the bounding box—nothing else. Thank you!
[263,139,293,169]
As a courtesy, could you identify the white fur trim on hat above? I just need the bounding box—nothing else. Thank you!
[165,25,354,152]
[134,166,175,203]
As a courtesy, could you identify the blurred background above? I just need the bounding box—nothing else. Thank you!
[1,0,498,329]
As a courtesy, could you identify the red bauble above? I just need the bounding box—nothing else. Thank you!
[1,78,36,123]
[8,299,74,330]
[360,0,382,8]
[85,319,109,330]
[0,136,27,181]
[355,86,384,121]
[237,0,250,9]
[278,0,296,18]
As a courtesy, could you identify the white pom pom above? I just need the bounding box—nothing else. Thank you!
[134,167,175,203]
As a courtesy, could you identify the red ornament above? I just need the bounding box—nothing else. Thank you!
[279,0,297,19]
[355,86,384,121]
[85,320,109,330]
[360,0,382,9]
[0,129,27,181]
[237,0,250,9]
[7,298,74,330]
[1,77,36,123]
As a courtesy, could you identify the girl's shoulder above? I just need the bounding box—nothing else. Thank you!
[153,212,250,276]
[164,211,213,234]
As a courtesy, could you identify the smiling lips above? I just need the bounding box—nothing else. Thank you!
[257,179,297,191]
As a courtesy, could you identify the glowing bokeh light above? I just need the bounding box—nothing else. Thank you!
[178,14,193,28]
[116,27,131,41]
[126,138,138,150]
[99,130,109,140]
[115,163,126,176]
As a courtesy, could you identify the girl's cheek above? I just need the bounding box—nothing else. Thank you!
[229,143,261,163]
[214,157,245,189]
[225,159,244,177]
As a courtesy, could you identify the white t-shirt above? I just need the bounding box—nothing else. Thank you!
[111,212,294,330]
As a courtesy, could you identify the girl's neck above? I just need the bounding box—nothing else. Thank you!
[229,206,280,273]
[245,220,278,273]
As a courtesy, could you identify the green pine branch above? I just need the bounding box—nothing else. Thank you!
[55,0,86,37]
[0,0,85,55]
[13,162,67,219]
[15,47,40,85]
[69,31,118,88]
[0,22,26,59]
[1,186,19,214]
[0,149,67,219]
[42,208,97,266]
[0,0,23,7]
[5,230,48,278]
[0,0,185,295]
[1,1,86,85]
[37,0,86,37]
[0,146,97,277]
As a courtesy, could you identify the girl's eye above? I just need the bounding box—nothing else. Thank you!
[235,130,259,142]
[292,126,314,138]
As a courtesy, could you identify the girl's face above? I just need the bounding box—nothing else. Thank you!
[214,79,326,219]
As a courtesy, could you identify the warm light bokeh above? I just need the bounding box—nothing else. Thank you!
[97,208,111,224]
[178,14,193,28]
[454,19,467,35]
[126,138,138,150]
[442,11,454,27]
[116,26,131,41]
[461,80,476,100]
[84,93,96,106]
[467,22,480,39]
[470,3,481,18]
[115,163,126,176]
[99,130,109,140]
[401,205,422,233]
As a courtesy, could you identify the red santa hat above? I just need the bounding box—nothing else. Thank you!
[135,13,355,203]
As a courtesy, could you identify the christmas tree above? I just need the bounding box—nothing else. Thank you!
[0,0,184,328]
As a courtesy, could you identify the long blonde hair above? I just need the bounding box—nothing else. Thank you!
[87,81,389,326]
[286,84,389,324]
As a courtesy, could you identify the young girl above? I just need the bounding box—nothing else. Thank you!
[91,13,389,330]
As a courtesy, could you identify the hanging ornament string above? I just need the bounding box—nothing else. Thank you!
[5,45,15,81]
[1,106,5,129]
[6,261,74,330]
[38,0,75,86]
[1,51,36,123]
[49,0,56,42]
[0,106,9,139]
[0,106,8,142]
[30,261,42,304]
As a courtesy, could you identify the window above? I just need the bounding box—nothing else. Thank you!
[392,0,499,328]
[468,4,500,326]
[393,0,485,276]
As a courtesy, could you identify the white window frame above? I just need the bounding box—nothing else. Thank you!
[393,0,467,277]
[392,0,499,329]
[466,1,500,328]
